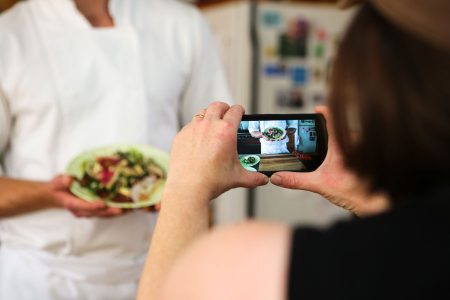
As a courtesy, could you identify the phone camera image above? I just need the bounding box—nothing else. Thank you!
[237,114,327,175]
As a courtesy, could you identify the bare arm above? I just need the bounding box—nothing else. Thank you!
[136,185,211,299]
[136,103,269,299]
[0,177,56,218]
[0,175,122,219]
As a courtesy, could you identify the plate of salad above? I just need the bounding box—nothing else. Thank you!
[262,126,286,141]
[66,145,169,209]
[240,155,260,167]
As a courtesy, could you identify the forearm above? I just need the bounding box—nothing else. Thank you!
[136,185,211,300]
[0,177,56,218]
[136,102,267,299]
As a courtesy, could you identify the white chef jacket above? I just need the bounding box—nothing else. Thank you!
[0,0,231,299]
[248,121,297,154]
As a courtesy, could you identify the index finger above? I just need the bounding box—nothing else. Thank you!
[222,104,245,128]
[204,102,230,120]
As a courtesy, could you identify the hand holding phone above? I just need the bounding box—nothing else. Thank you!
[237,114,328,176]
[268,107,389,216]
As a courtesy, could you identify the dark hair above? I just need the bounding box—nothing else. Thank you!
[329,3,450,204]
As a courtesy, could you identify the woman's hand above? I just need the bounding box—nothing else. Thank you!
[136,103,269,300]
[270,106,389,217]
[164,102,269,202]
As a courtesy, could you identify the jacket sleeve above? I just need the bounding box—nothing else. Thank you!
[179,8,233,126]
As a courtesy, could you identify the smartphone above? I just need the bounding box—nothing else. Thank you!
[237,114,328,176]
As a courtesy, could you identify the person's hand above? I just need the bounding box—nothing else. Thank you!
[262,134,270,141]
[49,175,124,218]
[251,131,270,141]
[141,202,161,213]
[270,106,389,217]
[164,102,269,202]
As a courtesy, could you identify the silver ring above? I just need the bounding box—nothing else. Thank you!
[193,114,205,120]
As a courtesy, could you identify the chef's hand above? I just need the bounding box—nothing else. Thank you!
[164,102,269,203]
[141,202,161,213]
[50,175,124,218]
[251,131,270,141]
[270,106,389,217]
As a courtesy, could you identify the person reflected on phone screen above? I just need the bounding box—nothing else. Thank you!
[248,120,298,155]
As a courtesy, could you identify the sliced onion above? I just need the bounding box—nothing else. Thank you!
[131,176,157,202]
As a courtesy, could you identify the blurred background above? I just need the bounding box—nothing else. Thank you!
[197,0,354,228]
[0,0,353,228]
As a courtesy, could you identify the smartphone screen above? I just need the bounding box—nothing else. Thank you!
[237,114,327,176]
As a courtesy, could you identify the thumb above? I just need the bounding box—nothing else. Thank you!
[51,174,74,190]
[270,171,318,192]
[238,170,270,189]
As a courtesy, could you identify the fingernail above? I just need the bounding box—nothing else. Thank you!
[270,174,282,185]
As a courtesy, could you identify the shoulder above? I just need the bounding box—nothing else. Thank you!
[160,221,291,300]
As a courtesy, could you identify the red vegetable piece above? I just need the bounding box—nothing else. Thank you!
[97,156,121,169]
[100,170,114,185]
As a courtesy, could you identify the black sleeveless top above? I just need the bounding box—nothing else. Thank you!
[288,187,450,300]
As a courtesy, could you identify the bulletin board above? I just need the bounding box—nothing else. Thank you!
[256,1,354,114]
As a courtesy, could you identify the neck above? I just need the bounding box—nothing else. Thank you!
[74,0,114,28]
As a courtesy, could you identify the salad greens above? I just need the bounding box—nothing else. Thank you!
[263,127,285,140]
[77,149,165,203]
[242,156,257,165]
[240,155,260,167]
